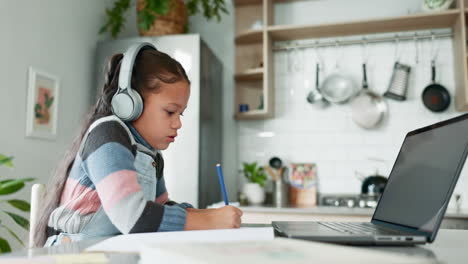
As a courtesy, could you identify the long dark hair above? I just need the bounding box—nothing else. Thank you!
[34,47,190,247]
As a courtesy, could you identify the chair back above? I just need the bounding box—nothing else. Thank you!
[29,183,46,248]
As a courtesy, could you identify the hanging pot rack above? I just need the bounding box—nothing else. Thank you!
[273,31,453,51]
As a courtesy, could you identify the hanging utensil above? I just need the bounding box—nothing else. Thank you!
[414,33,419,65]
[422,34,450,112]
[320,41,359,104]
[422,61,451,112]
[307,43,329,107]
[351,40,387,129]
[351,64,388,129]
[384,36,411,101]
[306,62,329,108]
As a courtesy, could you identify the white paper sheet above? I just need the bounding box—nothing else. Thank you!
[139,238,438,264]
[85,227,274,253]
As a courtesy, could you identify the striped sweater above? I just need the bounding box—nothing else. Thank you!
[47,116,192,241]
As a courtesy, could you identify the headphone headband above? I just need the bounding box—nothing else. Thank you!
[118,42,156,91]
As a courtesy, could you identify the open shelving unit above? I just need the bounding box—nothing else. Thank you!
[268,10,460,40]
[234,0,468,120]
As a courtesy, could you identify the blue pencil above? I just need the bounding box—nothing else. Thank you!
[216,163,229,205]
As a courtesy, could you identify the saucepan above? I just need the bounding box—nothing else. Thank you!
[350,63,388,129]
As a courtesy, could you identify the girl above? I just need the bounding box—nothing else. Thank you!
[35,43,242,247]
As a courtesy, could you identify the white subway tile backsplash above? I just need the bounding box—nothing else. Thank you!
[334,133,365,145]
[302,132,336,145]
[238,37,468,209]
[319,179,362,195]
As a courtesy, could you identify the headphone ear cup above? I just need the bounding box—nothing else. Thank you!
[128,88,143,121]
[111,92,135,121]
[111,88,143,121]
[112,42,154,121]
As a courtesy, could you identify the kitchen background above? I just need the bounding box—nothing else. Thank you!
[1,0,467,251]
[239,35,465,195]
[236,0,467,209]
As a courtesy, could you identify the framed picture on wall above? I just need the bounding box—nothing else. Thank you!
[25,67,60,140]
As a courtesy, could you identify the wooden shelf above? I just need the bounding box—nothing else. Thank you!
[235,68,264,81]
[234,110,273,120]
[268,9,460,41]
[235,29,264,44]
[234,0,262,6]
[234,0,305,7]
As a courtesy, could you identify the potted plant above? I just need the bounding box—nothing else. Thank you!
[0,154,34,253]
[241,162,267,205]
[100,0,229,38]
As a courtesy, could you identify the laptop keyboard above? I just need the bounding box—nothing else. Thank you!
[318,222,401,235]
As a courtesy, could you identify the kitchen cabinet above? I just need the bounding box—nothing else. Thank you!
[233,0,468,120]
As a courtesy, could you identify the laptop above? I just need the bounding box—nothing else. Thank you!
[273,113,468,246]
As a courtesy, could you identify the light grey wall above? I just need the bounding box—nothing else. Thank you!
[0,0,112,251]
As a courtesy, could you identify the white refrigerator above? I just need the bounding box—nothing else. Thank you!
[94,34,223,208]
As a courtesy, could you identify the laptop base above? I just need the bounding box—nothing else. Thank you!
[272,221,427,246]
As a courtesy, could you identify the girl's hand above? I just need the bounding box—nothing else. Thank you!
[209,205,243,229]
[185,206,243,230]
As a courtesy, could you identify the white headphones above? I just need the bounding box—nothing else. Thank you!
[111,42,157,121]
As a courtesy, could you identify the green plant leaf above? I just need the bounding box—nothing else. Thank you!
[138,9,156,31]
[45,96,54,109]
[187,0,199,15]
[146,0,169,15]
[242,161,267,186]
[0,178,35,195]
[7,199,30,212]
[99,0,131,38]
[0,155,13,168]
[1,224,24,247]
[3,211,29,230]
[0,237,11,253]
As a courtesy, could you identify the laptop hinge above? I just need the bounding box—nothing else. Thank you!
[371,219,430,238]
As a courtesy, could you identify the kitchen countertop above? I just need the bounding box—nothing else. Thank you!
[239,205,468,219]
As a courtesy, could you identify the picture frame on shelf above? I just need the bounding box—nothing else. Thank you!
[25,67,60,140]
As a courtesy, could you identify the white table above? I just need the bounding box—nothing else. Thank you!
[3,229,468,264]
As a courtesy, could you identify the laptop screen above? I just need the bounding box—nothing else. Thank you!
[373,114,468,233]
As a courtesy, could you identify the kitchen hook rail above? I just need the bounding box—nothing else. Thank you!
[273,31,453,51]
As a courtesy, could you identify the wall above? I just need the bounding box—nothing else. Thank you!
[0,0,113,250]
[237,0,468,209]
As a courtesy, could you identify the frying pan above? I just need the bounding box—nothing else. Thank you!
[422,60,450,112]
[350,63,387,129]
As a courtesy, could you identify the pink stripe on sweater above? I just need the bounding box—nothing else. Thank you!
[155,191,169,204]
[61,178,101,215]
[95,170,141,210]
